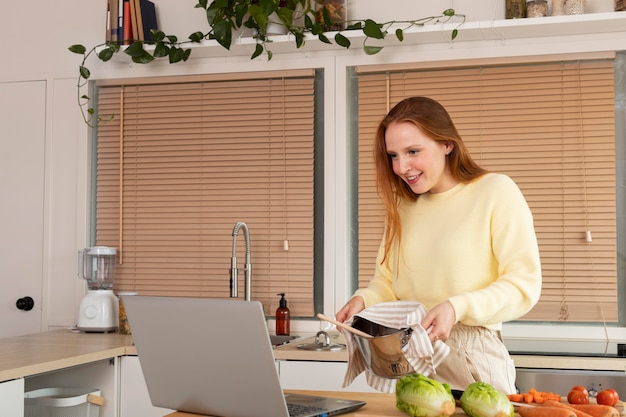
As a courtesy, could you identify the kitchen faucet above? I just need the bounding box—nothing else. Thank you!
[229,221,252,301]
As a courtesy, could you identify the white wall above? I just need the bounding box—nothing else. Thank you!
[1,0,624,336]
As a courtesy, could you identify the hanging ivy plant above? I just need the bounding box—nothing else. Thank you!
[69,0,464,126]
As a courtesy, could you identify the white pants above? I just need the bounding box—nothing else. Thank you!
[428,322,516,394]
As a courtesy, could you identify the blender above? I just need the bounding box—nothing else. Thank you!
[77,246,119,332]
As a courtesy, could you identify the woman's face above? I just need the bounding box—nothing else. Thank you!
[385,121,456,194]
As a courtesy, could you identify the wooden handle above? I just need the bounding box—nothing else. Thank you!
[87,393,104,406]
[316,313,372,339]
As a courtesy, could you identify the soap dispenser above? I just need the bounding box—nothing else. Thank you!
[275,293,291,336]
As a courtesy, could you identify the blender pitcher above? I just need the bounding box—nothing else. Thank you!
[77,246,118,332]
[78,246,117,289]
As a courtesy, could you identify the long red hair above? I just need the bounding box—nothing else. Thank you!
[374,97,488,262]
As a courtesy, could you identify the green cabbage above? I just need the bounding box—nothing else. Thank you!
[460,381,514,417]
[396,373,456,417]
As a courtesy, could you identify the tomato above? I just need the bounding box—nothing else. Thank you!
[597,389,619,406]
[570,385,589,396]
[568,390,590,405]
[605,388,620,401]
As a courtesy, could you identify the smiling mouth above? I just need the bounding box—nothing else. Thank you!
[406,174,420,185]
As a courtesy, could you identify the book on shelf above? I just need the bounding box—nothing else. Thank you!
[138,0,158,42]
[123,0,132,45]
[109,0,119,43]
[110,0,157,44]
[129,0,140,41]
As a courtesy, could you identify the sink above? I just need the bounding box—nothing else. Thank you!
[270,334,299,346]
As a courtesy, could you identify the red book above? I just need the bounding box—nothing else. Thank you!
[123,0,132,45]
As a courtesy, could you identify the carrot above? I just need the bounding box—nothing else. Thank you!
[512,389,563,404]
[518,405,577,417]
[566,404,620,417]
[541,400,593,417]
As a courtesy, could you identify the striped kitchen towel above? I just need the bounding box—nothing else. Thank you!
[341,301,450,393]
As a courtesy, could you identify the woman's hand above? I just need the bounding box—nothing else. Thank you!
[421,301,456,342]
[335,296,365,323]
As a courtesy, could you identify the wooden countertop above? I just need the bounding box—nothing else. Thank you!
[0,329,133,382]
[164,389,470,417]
[273,333,626,371]
[1,329,625,384]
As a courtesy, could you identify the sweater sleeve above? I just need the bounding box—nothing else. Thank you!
[353,240,398,307]
[447,175,542,327]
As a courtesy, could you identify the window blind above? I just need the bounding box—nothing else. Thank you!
[356,58,617,322]
[95,70,316,317]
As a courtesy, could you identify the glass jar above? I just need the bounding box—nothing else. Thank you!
[526,0,548,17]
[565,0,586,14]
[506,0,527,18]
[118,291,138,335]
[315,0,347,32]
[552,0,566,15]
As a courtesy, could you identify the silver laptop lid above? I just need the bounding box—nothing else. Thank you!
[123,296,290,417]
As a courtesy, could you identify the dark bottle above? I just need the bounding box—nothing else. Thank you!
[275,293,291,336]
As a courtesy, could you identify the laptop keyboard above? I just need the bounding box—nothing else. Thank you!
[287,402,327,417]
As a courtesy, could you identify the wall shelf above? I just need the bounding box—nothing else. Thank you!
[109,12,626,62]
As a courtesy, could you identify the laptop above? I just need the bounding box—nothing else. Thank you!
[122,295,366,417]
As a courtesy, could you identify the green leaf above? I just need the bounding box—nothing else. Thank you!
[213,19,233,49]
[451,28,458,40]
[182,49,192,61]
[189,31,205,42]
[154,42,170,58]
[335,33,350,48]
[151,30,166,41]
[196,0,208,8]
[318,33,331,44]
[87,108,95,115]
[69,44,86,55]
[251,43,264,59]
[395,28,404,42]
[124,41,147,58]
[294,32,304,48]
[79,66,91,80]
[98,48,114,61]
[364,45,383,55]
[169,47,185,63]
[131,50,155,64]
[276,7,294,26]
[267,50,273,60]
[363,19,385,39]
[443,8,455,17]
[81,95,90,100]
[165,35,178,43]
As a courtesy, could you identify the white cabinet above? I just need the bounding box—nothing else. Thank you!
[277,360,378,393]
[24,359,118,417]
[119,356,173,417]
[0,378,24,417]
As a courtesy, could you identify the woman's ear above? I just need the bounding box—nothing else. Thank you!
[445,142,454,155]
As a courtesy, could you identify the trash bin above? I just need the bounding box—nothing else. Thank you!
[24,387,103,417]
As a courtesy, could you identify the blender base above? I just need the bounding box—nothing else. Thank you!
[77,290,119,333]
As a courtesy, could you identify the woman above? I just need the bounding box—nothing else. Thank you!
[336,96,542,393]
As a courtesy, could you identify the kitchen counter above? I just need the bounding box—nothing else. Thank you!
[274,332,626,371]
[1,329,626,384]
[273,332,348,361]
[0,329,133,382]
[163,389,465,417]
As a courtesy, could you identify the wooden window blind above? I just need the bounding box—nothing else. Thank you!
[95,70,316,317]
[356,57,617,323]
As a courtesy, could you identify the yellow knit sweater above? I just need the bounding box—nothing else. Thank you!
[355,173,542,330]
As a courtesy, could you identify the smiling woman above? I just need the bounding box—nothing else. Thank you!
[353,53,619,324]
[93,69,321,317]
